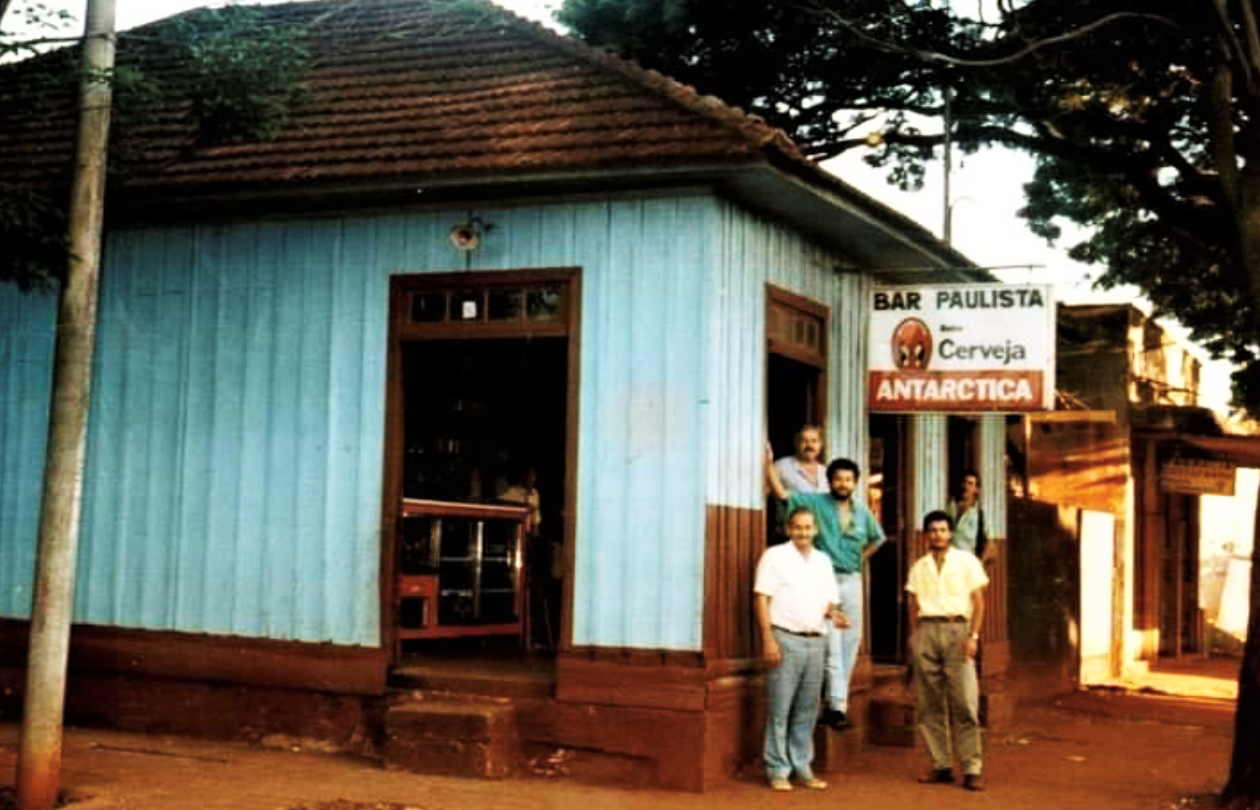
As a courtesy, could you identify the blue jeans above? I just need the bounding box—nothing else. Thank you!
[826,572,863,712]
[764,627,826,781]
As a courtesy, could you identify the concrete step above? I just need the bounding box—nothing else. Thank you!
[812,693,867,773]
[814,721,864,772]
[867,694,917,747]
[390,656,553,700]
[384,695,519,779]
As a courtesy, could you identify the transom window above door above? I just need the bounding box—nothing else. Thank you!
[767,286,827,369]
[393,270,577,339]
[410,285,564,325]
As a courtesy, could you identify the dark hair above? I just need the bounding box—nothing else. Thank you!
[786,506,815,525]
[959,468,980,487]
[922,509,953,532]
[826,457,860,482]
[796,424,823,440]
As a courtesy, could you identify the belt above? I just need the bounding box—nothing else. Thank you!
[772,625,826,638]
[919,615,967,624]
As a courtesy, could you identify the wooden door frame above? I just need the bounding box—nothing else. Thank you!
[764,283,830,442]
[380,268,582,661]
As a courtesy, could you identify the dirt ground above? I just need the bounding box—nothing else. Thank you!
[0,659,1243,810]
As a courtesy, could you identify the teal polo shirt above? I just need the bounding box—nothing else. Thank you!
[785,492,886,574]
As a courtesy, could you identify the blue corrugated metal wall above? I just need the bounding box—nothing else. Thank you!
[70,222,391,643]
[705,200,869,511]
[979,414,1007,537]
[0,283,57,618]
[0,195,728,650]
[0,192,901,652]
[568,198,714,649]
[912,414,949,524]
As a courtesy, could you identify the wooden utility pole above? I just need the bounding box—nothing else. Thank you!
[15,0,115,808]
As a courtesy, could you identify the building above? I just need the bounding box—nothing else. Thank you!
[0,0,1014,788]
[1017,304,1258,685]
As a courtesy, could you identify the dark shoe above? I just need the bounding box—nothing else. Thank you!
[820,708,852,730]
[962,774,985,791]
[919,768,954,784]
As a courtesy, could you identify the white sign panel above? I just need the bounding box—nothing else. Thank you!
[868,283,1056,412]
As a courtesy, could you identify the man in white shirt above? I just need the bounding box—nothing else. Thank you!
[754,507,848,792]
[905,509,990,791]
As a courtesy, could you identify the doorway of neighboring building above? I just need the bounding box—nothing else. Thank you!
[1160,492,1202,657]
[385,271,578,663]
[765,286,828,545]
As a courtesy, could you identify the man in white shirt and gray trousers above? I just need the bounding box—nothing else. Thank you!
[906,509,990,791]
[754,506,849,792]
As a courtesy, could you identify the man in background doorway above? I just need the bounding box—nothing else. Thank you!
[946,468,995,565]
[766,446,886,731]
[774,425,830,494]
[906,510,989,791]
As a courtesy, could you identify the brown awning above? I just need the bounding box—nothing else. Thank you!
[1178,434,1260,467]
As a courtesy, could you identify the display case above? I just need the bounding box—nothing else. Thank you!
[396,498,529,650]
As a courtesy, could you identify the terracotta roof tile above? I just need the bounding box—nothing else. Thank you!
[0,0,802,200]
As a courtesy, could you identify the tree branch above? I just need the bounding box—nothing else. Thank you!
[1208,0,1259,94]
[2,34,82,48]
[1209,62,1242,206]
[798,3,1187,69]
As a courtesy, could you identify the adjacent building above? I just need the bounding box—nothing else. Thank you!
[1018,304,1258,684]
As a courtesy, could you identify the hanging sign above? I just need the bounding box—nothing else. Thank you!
[868,283,1056,412]
[1161,459,1236,496]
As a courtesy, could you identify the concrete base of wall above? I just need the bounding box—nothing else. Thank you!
[0,657,1021,792]
[0,666,377,755]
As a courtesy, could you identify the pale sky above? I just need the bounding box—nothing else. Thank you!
[8,0,1237,407]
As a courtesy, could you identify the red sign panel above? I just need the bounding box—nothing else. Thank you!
[868,370,1046,412]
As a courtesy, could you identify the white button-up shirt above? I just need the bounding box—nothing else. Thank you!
[905,547,989,618]
[754,542,839,634]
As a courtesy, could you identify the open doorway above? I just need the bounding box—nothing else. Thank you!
[385,271,578,664]
[867,414,906,662]
[766,286,828,545]
[948,415,980,501]
[767,356,823,459]
[1160,492,1202,657]
[399,338,567,652]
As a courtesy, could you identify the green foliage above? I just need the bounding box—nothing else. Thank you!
[0,186,66,292]
[162,4,310,143]
[0,2,311,288]
[0,1,75,61]
[559,0,1260,416]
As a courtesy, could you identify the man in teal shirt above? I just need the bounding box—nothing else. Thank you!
[766,447,886,730]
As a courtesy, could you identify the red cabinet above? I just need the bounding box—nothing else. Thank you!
[395,499,529,652]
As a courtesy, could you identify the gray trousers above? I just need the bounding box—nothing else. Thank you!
[914,620,982,775]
